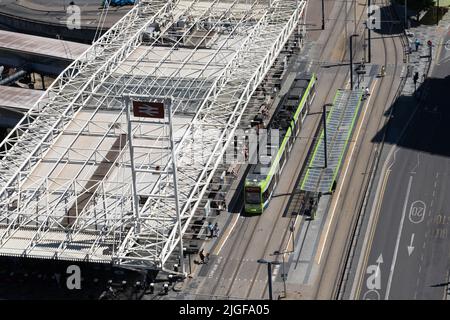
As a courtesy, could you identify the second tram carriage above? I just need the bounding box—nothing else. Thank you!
[244,73,316,214]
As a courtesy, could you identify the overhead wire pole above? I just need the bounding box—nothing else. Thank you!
[436,0,440,25]
[367,0,371,63]
[405,0,408,29]
[167,96,186,277]
[323,104,328,168]
[323,103,333,168]
[349,34,358,90]
[321,0,325,30]
[124,96,141,234]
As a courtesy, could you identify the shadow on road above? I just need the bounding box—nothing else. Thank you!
[430,281,450,288]
[374,5,405,36]
[371,76,450,157]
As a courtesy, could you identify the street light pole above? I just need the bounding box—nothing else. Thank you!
[272,251,289,299]
[267,262,273,300]
[436,0,440,25]
[321,0,325,30]
[257,259,281,300]
[322,0,325,30]
[349,34,358,90]
[290,220,295,252]
[367,0,371,63]
[322,104,328,168]
[405,0,408,29]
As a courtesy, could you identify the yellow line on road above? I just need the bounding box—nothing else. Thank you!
[355,168,391,299]
[214,213,241,255]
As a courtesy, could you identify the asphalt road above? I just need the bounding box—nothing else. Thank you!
[354,31,450,300]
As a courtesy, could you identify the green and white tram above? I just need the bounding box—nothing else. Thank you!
[244,73,316,214]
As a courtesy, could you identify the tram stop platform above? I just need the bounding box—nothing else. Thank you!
[273,64,380,298]
[300,88,364,193]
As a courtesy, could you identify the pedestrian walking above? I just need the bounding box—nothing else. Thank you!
[415,38,420,51]
[199,249,205,264]
[364,87,370,99]
[208,222,214,238]
[213,223,220,237]
[204,253,210,264]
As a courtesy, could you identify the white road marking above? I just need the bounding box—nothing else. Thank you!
[385,175,413,300]
[408,201,426,224]
[407,233,415,256]
[215,214,241,255]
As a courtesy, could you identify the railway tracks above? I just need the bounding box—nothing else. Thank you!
[192,0,375,300]
[331,0,408,300]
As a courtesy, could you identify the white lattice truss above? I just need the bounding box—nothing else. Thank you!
[0,0,307,271]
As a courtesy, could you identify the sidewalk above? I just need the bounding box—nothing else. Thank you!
[399,9,450,96]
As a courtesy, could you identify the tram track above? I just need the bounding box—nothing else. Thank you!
[257,1,373,300]
[230,0,370,300]
[200,0,354,299]
[244,0,370,300]
[194,0,375,300]
[324,0,408,299]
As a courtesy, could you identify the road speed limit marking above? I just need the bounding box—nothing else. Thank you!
[445,40,450,51]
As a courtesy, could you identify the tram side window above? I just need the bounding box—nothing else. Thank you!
[262,174,276,202]
[280,146,287,168]
[308,81,316,105]
[301,103,307,120]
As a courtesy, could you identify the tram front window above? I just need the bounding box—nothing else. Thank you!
[246,187,261,204]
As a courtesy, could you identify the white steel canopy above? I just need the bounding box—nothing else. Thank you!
[0,0,307,272]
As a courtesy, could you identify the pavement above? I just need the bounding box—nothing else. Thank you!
[346,9,450,300]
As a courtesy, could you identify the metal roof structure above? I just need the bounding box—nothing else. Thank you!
[0,0,307,273]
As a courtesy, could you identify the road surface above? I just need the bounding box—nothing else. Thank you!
[352,28,450,301]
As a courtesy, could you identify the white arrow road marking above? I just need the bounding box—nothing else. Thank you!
[385,175,413,300]
[407,233,415,256]
[375,254,383,277]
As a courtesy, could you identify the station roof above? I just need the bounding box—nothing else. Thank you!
[0,30,89,60]
[0,85,44,111]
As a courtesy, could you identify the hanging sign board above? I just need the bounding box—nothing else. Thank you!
[132,100,165,118]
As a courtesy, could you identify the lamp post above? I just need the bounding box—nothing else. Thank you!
[289,220,295,252]
[367,0,372,63]
[257,259,281,300]
[436,0,440,25]
[323,103,333,168]
[271,251,290,298]
[405,0,408,29]
[349,34,358,90]
[321,0,325,30]
[183,247,192,275]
